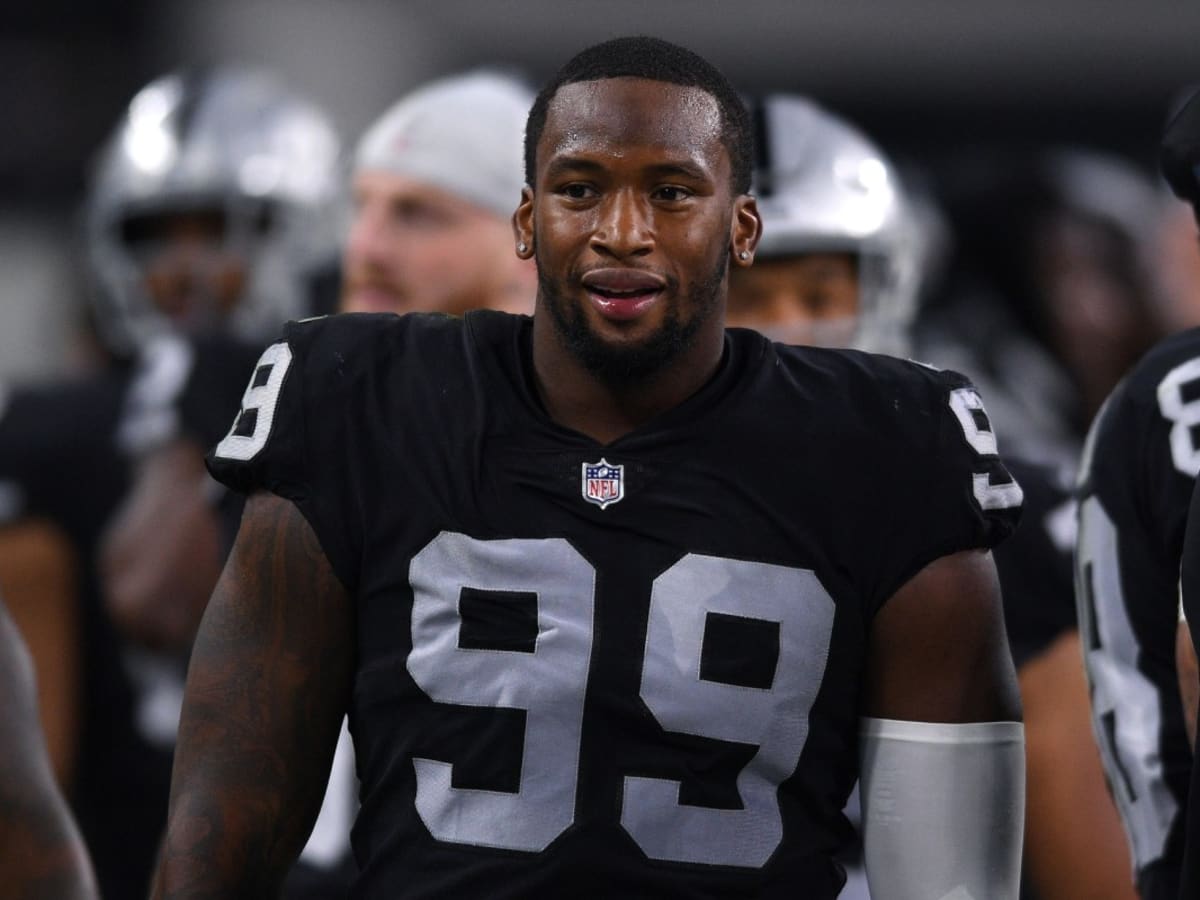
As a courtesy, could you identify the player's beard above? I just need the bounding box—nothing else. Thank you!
[539,250,728,388]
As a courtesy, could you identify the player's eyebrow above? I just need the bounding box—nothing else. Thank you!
[544,156,713,185]
[544,156,607,179]
[644,161,712,184]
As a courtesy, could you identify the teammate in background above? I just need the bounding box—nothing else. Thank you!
[103,68,538,897]
[0,64,342,899]
[154,36,1025,898]
[915,149,1168,471]
[734,95,1132,900]
[1077,86,1200,900]
[0,591,98,899]
[338,69,537,317]
[105,69,539,631]
[727,94,925,358]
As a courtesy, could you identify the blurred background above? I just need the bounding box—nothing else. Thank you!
[2,0,1198,379]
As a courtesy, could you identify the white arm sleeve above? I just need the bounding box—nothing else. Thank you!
[859,717,1025,900]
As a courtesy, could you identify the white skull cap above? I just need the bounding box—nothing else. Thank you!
[354,69,533,218]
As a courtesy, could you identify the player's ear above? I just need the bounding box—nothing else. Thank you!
[730,194,761,268]
[513,186,535,259]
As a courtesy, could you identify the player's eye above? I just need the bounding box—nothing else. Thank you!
[559,183,597,201]
[652,185,692,203]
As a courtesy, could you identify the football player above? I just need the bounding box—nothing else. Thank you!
[154,37,1025,898]
[727,94,925,358]
[1077,85,1200,900]
[0,590,98,899]
[0,64,341,898]
[103,69,537,650]
[917,149,1167,472]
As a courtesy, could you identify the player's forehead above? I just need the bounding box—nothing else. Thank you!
[538,78,727,179]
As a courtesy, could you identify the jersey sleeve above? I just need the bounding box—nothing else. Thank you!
[204,317,362,593]
[866,363,1023,613]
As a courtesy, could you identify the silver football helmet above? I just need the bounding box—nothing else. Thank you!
[750,95,925,356]
[84,65,343,356]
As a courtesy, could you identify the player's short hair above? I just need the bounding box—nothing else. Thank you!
[524,36,753,195]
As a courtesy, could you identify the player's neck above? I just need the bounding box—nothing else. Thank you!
[530,317,725,445]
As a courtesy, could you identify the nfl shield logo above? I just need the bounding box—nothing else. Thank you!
[582,458,624,509]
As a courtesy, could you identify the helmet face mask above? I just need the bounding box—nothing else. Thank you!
[85,66,343,356]
[730,95,922,357]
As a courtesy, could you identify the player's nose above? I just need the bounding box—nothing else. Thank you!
[590,189,654,259]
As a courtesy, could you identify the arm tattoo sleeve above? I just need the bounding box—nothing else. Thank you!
[152,491,354,898]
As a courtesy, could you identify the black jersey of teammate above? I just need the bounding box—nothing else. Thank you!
[207,310,1021,899]
[995,456,1075,670]
[0,368,130,536]
[1075,326,1200,900]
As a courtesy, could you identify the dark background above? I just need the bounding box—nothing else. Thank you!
[2,0,1195,375]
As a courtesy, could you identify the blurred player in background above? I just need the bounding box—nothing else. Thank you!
[102,67,537,897]
[735,94,1133,900]
[916,149,1169,471]
[0,63,342,898]
[727,94,926,359]
[1076,85,1200,900]
[1147,84,1200,900]
[338,68,537,317]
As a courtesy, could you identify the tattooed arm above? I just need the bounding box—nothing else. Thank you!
[0,594,97,900]
[151,491,354,898]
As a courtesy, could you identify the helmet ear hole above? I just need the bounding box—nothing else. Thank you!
[84,65,343,358]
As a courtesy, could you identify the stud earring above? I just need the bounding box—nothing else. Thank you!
[517,242,528,254]
[739,250,749,260]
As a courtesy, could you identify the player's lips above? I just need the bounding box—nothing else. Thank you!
[581,269,666,321]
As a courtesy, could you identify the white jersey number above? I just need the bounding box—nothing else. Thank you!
[1076,496,1175,869]
[213,342,293,462]
[406,533,835,868]
[949,387,1024,511]
[1156,357,1200,477]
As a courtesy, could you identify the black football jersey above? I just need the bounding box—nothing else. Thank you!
[207,311,1021,899]
[0,369,130,536]
[995,456,1076,670]
[1075,326,1200,900]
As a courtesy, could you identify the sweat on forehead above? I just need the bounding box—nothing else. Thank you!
[540,79,725,162]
